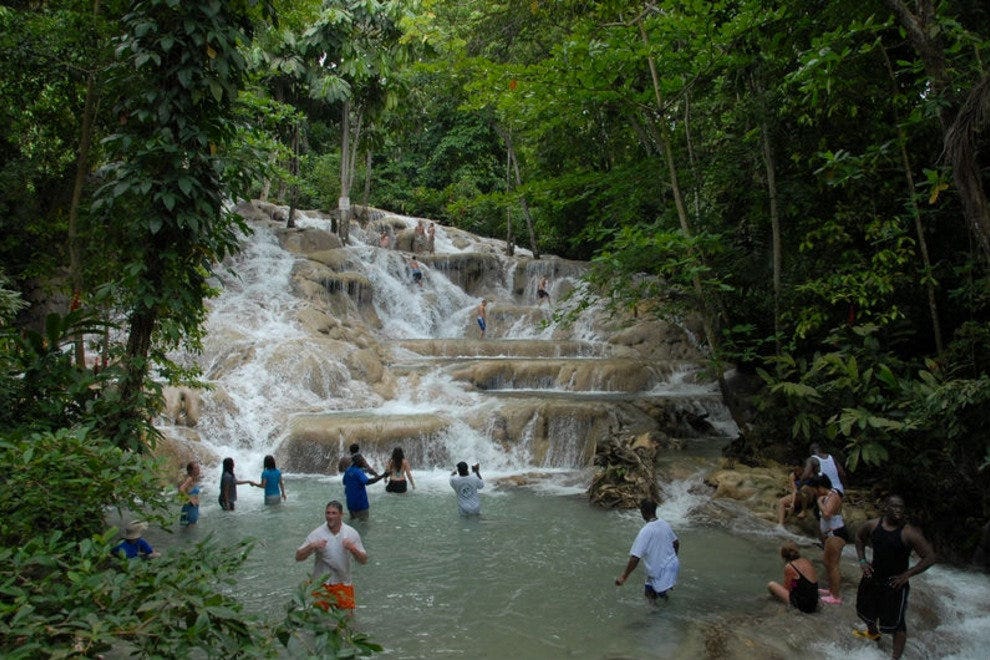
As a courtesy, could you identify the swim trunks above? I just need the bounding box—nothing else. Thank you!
[313,582,356,610]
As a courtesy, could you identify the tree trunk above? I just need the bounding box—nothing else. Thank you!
[259,150,277,202]
[362,148,372,206]
[945,73,990,262]
[759,123,783,355]
[499,127,539,258]
[885,0,990,262]
[509,150,539,259]
[505,143,514,255]
[881,46,944,354]
[635,17,745,431]
[338,99,352,244]
[287,122,299,228]
[68,0,102,368]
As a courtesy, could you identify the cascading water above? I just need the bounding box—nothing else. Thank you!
[151,206,988,659]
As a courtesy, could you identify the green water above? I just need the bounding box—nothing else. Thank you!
[150,472,789,659]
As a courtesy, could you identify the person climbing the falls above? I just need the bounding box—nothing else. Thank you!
[477,298,488,339]
[536,276,550,305]
[615,499,680,604]
[409,257,423,288]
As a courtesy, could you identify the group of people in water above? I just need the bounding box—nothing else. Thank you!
[114,439,936,658]
[767,443,937,658]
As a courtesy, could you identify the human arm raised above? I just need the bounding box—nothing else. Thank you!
[341,537,368,564]
[295,538,327,562]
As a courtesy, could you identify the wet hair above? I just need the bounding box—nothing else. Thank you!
[390,447,405,471]
[808,474,832,490]
[639,499,658,519]
[456,461,469,476]
[264,454,276,470]
[185,461,198,475]
[222,457,234,474]
[326,500,343,513]
[780,542,801,561]
[349,443,360,454]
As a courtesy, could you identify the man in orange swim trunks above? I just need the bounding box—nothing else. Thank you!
[295,500,368,611]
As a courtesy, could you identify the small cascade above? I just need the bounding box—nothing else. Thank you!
[159,202,736,480]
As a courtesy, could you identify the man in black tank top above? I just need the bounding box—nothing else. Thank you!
[854,495,937,658]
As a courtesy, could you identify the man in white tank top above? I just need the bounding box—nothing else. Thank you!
[802,443,847,494]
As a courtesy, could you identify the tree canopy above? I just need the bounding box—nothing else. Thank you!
[1,0,988,654]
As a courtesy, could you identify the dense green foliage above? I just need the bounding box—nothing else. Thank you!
[0,427,381,657]
[0,0,988,653]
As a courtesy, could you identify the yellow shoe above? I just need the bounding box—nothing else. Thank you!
[852,628,881,642]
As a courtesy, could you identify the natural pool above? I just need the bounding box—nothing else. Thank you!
[146,469,988,659]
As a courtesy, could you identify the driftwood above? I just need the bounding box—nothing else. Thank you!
[588,432,663,508]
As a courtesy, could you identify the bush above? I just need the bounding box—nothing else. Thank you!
[0,428,382,657]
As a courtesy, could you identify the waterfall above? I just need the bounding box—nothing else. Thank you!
[159,205,734,477]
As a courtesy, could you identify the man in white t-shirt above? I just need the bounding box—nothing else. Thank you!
[295,500,367,611]
[802,443,847,495]
[615,499,680,603]
[450,461,484,515]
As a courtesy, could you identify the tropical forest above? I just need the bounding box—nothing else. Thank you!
[1,0,988,657]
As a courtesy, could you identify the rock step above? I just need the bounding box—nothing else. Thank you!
[395,338,612,359]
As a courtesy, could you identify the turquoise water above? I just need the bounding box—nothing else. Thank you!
[145,472,810,658]
[146,470,990,659]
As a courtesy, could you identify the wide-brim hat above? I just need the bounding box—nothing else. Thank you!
[124,521,148,540]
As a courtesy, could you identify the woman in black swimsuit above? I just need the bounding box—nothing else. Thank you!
[768,542,819,613]
[384,447,415,494]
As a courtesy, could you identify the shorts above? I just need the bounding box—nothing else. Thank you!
[349,508,369,521]
[264,495,282,505]
[644,585,670,602]
[313,582,356,611]
[477,317,486,332]
[412,270,422,283]
[826,526,851,542]
[537,289,548,298]
[385,480,408,493]
[857,574,909,633]
[180,504,199,526]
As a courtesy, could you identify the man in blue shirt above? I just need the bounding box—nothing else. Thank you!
[340,456,385,521]
[112,521,160,559]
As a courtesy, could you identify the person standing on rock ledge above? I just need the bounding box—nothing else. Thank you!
[476,299,488,339]
[615,499,680,604]
[853,495,936,658]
